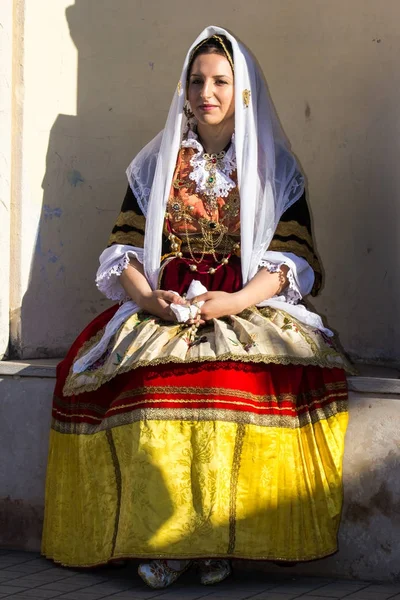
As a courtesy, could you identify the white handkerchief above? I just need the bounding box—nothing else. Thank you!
[185,280,208,299]
[170,280,208,323]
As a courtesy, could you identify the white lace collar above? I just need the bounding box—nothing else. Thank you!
[181,129,237,198]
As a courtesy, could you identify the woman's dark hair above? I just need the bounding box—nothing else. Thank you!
[187,35,234,80]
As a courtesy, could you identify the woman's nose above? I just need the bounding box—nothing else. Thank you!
[200,81,212,99]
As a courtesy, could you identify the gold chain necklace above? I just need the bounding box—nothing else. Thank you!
[166,149,240,274]
[183,216,231,273]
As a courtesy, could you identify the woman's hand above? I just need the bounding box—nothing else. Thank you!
[193,267,290,322]
[194,291,245,321]
[140,290,186,322]
[119,263,187,321]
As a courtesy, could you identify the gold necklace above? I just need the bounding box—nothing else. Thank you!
[184,218,230,268]
[166,149,240,274]
[166,207,240,275]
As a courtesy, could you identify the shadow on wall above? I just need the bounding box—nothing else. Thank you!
[15,2,400,362]
[17,1,327,361]
[16,1,200,359]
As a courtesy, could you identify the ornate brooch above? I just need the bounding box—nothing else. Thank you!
[243,89,251,108]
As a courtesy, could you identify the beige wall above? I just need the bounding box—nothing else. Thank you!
[0,0,12,358]
[4,0,400,362]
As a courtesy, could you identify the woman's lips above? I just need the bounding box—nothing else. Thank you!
[199,104,217,111]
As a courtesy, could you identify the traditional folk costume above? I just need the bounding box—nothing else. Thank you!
[42,26,352,572]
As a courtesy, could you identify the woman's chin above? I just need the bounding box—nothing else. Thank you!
[194,114,227,127]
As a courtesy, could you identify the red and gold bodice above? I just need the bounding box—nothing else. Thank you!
[164,147,241,266]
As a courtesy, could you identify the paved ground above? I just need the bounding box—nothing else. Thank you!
[0,551,399,600]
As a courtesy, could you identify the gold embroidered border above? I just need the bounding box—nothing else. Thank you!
[113,390,346,415]
[106,430,122,556]
[114,381,347,406]
[107,230,145,248]
[53,395,110,415]
[274,220,315,249]
[114,210,146,230]
[54,390,348,422]
[228,423,245,554]
[52,398,348,435]
[54,384,348,426]
[64,352,354,397]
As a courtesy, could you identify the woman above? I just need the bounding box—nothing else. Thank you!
[42,26,352,589]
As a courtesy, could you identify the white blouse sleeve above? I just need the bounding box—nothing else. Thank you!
[95,244,144,302]
[259,250,315,304]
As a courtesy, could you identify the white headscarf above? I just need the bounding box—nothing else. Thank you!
[126,25,304,290]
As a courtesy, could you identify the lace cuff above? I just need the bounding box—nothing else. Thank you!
[96,244,144,302]
[259,260,301,305]
[258,251,315,305]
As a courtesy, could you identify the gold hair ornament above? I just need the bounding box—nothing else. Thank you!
[188,35,234,74]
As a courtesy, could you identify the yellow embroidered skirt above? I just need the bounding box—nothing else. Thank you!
[42,304,350,567]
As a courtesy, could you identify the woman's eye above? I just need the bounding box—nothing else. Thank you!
[191,79,202,85]
[216,80,228,85]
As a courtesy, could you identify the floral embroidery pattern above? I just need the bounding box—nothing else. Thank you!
[63,307,354,398]
[281,317,299,333]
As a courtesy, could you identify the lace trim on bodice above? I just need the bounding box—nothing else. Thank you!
[181,130,237,199]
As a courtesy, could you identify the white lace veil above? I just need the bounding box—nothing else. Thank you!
[126,25,304,289]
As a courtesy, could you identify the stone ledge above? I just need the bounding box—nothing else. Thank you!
[348,376,400,395]
[1,359,400,396]
[348,364,400,396]
[0,359,60,378]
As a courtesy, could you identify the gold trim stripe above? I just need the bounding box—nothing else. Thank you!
[114,381,347,405]
[274,220,314,249]
[114,210,146,230]
[54,383,347,418]
[107,230,145,248]
[53,396,109,416]
[64,352,354,397]
[113,391,348,413]
[54,390,348,421]
[52,398,348,435]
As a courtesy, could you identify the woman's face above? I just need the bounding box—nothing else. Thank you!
[188,52,234,128]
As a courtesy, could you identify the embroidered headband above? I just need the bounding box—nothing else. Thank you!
[188,34,235,75]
